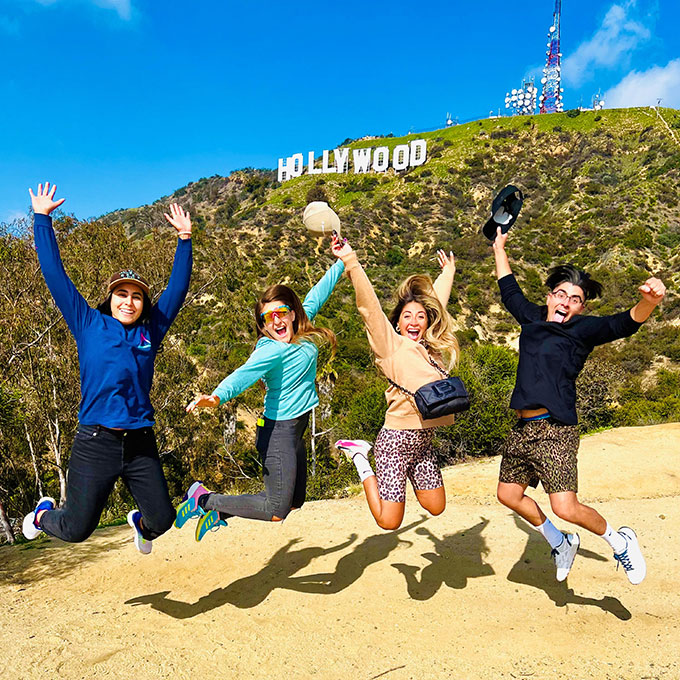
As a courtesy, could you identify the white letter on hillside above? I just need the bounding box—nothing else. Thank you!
[334,148,349,174]
[278,153,304,182]
[372,146,389,172]
[392,144,410,171]
[409,139,427,167]
[352,148,372,173]
[322,149,337,174]
[308,151,323,175]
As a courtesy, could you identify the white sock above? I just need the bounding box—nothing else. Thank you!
[600,522,627,554]
[534,518,564,549]
[351,454,375,482]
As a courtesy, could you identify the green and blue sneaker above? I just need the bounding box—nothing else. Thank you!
[175,481,210,529]
[195,510,228,542]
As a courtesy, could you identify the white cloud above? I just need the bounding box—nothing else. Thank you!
[603,59,680,108]
[562,3,652,86]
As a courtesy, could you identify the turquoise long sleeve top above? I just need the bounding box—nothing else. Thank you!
[212,259,344,420]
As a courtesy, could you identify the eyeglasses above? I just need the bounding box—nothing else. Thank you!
[551,289,584,305]
[260,305,291,324]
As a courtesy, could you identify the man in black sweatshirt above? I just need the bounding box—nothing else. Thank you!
[492,226,666,585]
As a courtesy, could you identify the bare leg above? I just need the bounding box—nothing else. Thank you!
[414,486,446,516]
[361,476,406,530]
[549,491,606,535]
[497,481,547,527]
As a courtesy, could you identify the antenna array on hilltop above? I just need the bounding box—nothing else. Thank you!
[539,0,564,113]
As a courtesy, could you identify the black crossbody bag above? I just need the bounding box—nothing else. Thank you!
[387,355,470,420]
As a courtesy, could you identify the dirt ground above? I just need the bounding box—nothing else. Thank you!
[2,423,679,680]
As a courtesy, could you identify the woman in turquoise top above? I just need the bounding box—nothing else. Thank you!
[176,257,345,540]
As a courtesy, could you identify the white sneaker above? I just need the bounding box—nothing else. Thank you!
[614,527,646,585]
[551,532,580,582]
[335,439,372,461]
[127,510,152,555]
[22,497,56,540]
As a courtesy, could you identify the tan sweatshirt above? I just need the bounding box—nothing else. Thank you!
[341,250,456,430]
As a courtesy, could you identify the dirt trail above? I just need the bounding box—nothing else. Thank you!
[2,423,679,680]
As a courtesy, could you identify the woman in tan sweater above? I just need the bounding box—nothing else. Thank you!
[332,235,459,530]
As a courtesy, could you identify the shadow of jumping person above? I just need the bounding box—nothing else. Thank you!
[124,533,357,618]
[281,516,429,595]
[506,515,632,620]
[390,518,495,600]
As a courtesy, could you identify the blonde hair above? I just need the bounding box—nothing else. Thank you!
[254,284,337,355]
[388,274,459,369]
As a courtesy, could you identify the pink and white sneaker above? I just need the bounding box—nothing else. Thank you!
[335,439,372,461]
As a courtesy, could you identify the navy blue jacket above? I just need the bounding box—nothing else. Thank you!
[34,213,192,428]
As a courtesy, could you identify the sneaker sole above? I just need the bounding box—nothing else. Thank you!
[21,496,56,540]
[618,526,646,585]
[127,510,152,555]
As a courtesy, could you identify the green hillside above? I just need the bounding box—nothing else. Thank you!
[2,107,679,540]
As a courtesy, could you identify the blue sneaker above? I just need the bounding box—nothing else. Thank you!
[175,481,210,529]
[127,509,152,555]
[22,497,56,540]
[195,510,228,542]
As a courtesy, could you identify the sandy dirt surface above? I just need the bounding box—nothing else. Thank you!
[2,423,679,680]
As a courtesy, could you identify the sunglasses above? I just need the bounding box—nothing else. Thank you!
[260,305,291,325]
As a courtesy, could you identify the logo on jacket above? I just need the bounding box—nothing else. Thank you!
[138,331,152,351]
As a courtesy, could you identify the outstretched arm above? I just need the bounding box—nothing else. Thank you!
[492,227,512,280]
[330,234,400,359]
[29,183,91,334]
[432,249,455,307]
[630,278,666,323]
[152,203,193,339]
[301,234,345,320]
[186,341,284,411]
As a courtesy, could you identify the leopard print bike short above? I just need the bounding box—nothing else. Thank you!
[374,427,444,503]
[498,418,580,494]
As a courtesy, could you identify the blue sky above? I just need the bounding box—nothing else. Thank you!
[1,0,678,222]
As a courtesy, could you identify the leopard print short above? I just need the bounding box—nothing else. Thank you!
[498,418,580,494]
[374,427,444,503]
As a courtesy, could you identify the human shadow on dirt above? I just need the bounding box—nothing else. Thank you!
[125,518,428,618]
[0,527,129,586]
[389,518,495,600]
[507,515,632,620]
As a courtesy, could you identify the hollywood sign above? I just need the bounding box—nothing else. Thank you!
[277,139,428,183]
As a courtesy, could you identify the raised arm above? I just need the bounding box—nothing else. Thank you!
[432,249,455,307]
[29,183,91,334]
[331,235,401,359]
[630,277,666,323]
[186,341,284,411]
[151,203,193,339]
[492,227,542,324]
[301,257,345,320]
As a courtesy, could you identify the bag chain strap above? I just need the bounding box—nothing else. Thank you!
[386,353,450,398]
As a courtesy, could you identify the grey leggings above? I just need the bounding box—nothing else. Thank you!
[204,412,309,521]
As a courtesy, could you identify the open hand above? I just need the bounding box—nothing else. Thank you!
[437,249,455,277]
[29,182,65,216]
[164,203,192,239]
[331,231,353,259]
[638,277,666,305]
[186,394,220,412]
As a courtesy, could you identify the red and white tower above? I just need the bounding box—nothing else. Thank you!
[539,0,564,114]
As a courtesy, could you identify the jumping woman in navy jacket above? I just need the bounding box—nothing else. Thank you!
[22,183,192,555]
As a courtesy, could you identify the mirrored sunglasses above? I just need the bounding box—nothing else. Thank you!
[260,305,291,324]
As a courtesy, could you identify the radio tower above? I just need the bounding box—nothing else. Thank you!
[539,0,564,114]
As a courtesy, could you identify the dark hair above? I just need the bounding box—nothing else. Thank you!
[254,284,336,353]
[97,290,152,324]
[545,264,603,301]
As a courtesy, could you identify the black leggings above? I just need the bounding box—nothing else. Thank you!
[40,425,175,542]
[204,412,309,521]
